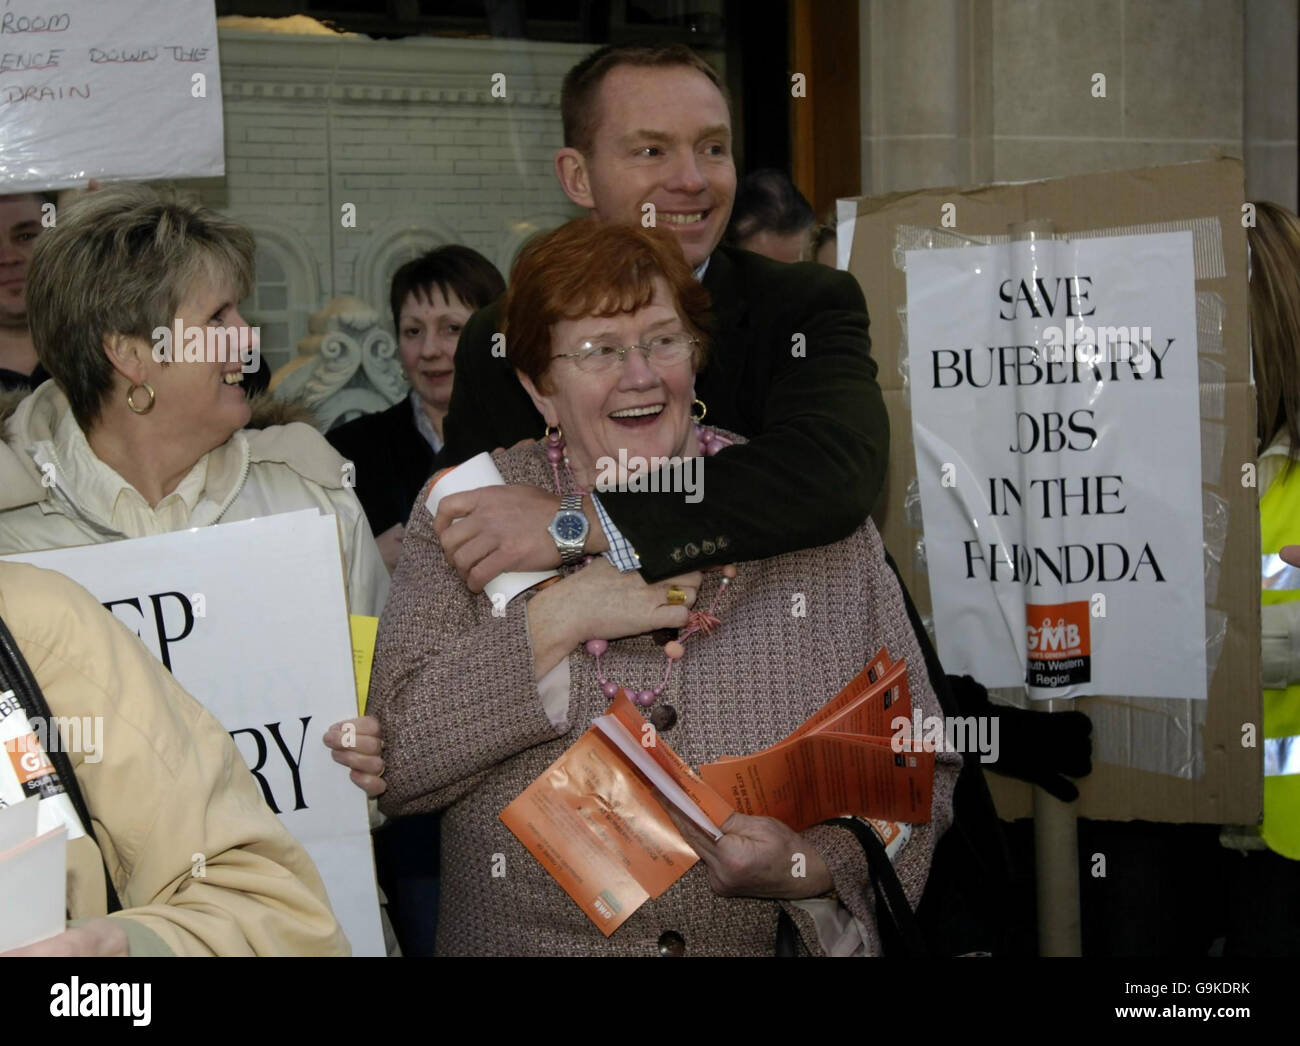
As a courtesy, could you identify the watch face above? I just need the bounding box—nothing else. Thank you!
[554,513,586,542]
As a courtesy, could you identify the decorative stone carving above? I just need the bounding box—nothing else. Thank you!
[269,296,407,431]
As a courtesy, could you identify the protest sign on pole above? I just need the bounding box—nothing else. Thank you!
[3,510,384,955]
[843,159,1258,825]
[904,230,1206,700]
[0,0,224,191]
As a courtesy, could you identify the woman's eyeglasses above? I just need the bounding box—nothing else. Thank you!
[552,332,698,374]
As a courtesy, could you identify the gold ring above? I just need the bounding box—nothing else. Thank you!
[666,585,687,606]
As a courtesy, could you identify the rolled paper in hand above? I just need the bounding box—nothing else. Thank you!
[426,451,559,607]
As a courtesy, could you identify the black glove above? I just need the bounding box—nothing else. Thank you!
[946,674,1093,802]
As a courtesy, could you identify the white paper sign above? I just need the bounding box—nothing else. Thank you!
[904,231,1206,699]
[427,451,558,606]
[0,798,66,952]
[0,0,223,191]
[3,510,384,954]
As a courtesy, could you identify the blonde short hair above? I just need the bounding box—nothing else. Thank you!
[27,184,255,429]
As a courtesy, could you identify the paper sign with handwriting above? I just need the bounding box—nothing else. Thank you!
[0,0,223,190]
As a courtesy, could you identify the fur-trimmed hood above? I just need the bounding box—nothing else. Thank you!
[0,385,321,430]
[0,381,347,519]
[0,381,389,617]
[0,387,29,428]
[246,391,321,430]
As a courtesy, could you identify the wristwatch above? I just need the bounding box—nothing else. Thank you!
[548,493,589,565]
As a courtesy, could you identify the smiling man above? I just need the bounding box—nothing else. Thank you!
[435,41,888,587]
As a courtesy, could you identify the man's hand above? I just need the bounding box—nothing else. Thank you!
[1,919,129,957]
[375,522,405,574]
[323,716,386,797]
[437,484,606,592]
[665,808,834,900]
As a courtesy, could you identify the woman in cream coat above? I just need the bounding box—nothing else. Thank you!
[0,185,387,619]
[0,185,387,799]
[0,561,349,956]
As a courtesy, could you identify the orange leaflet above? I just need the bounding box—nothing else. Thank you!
[804,660,910,740]
[786,648,897,741]
[604,690,735,830]
[502,657,934,937]
[499,690,727,936]
[699,731,934,830]
[713,647,897,762]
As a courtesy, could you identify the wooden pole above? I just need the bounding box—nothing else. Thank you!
[1008,219,1083,957]
[1033,704,1082,956]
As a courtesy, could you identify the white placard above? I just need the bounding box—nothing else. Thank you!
[0,0,223,191]
[3,510,384,954]
[427,451,558,605]
[0,797,66,952]
[904,231,1206,699]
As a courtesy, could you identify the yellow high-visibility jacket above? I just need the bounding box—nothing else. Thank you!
[1258,438,1300,859]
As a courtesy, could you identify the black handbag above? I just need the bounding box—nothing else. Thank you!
[774,815,928,957]
[774,551,1013,957]
[0,611,122,914]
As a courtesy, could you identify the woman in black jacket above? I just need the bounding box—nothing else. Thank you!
[327,245,504,572]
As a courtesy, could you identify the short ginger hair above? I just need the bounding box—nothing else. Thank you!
[504,219,711,394]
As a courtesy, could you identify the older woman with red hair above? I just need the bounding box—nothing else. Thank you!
[369,219,958,956]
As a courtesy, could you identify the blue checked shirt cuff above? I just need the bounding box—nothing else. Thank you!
[590,494,641,573]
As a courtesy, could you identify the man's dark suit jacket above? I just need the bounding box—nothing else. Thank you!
[438,244,888,580]
[327,398,437,536]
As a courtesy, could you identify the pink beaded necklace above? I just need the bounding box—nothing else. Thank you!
[544,423,735,708]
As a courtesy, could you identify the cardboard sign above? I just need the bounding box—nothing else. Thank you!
[0,0,223,191]
[2,511,384,955]
[844,159,1260,824]
[904,232,1206,699]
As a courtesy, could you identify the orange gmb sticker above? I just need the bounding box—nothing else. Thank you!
[1025,601,1092,689]
[5,732,55,788]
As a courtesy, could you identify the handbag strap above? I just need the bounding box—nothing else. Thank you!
[823,816,928,956]
[0,612,122,914]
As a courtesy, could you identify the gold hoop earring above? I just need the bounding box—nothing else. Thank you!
[691,398,707,422]
[127,383,155,415]
[543,422,563,441]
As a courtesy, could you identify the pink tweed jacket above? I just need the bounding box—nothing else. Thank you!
[370,441,959,956]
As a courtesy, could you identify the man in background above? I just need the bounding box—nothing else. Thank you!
[0,193,50,392]
[725,168,817,264]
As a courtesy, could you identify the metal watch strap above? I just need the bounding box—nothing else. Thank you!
[557,493,586,565]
